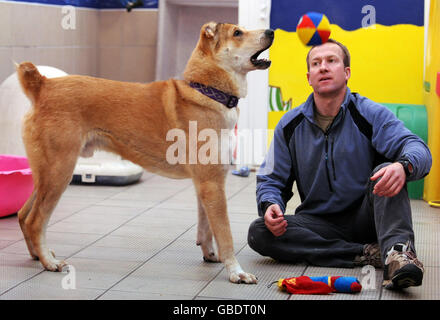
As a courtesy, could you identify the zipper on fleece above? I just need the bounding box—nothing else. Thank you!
[324,133,334,193]
[331,138,336,180]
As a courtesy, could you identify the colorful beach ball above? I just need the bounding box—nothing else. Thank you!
[296,12,331,46]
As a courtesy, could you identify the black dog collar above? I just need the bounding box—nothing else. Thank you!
[189,82,239,108]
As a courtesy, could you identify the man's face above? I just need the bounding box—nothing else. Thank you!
[307,42,350,96]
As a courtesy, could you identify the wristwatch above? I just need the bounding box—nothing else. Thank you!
[397,159,414,177]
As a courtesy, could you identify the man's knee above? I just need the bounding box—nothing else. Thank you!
[368,162,393,189]
[371,162,393,176]
[368,161,409,199]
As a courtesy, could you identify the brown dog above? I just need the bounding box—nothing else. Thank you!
[16,22,273,284]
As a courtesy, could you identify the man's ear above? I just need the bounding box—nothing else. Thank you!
[345,66,351,81]
[204,22,218,39]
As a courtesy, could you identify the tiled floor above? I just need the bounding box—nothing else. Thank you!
[0,169,439,300]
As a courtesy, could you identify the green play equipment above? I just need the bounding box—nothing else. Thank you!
[382,103,428,199]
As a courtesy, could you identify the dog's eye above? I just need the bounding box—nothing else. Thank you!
[233,30,243,37]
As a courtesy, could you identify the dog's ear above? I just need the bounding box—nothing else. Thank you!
[203,22,218,39]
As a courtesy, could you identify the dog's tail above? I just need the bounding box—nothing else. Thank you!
[16,62,45,104]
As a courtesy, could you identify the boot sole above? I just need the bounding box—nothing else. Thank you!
[391,264,423,289]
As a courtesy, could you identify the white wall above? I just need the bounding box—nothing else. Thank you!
[156,0,238,80]
[237,0,271,166]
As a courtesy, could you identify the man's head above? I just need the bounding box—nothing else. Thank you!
[306,39,351,96]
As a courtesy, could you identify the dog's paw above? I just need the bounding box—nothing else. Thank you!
[199,242,219,263]
[41,251,67,272]
[44,259,67,272]
[203,252,220,263]
[229,271,258,284]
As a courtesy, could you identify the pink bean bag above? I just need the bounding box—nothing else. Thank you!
[0,154,34,217]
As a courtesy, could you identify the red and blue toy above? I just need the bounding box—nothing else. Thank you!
[276,276,362,294]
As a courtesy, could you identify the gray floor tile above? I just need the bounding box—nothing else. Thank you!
[0,252,43,295]
[47,220,122,235]
[56,196,102,210]
[49,210,80,225]
[125,252,223,281]
[156,200,198,210]
[111,275,209,296]
[411,200,440,222]
[91,234,170,250]
[0,228,24,241]
[413,221,440,244]
[415,242,440,267]
[0,231,102,257]
[98,289,194,300]
[96,198,158,208]
[0,215,20,230]
[0,240,15,250]
[0,269,105,300]
[0,239,81,258]
[55,257,141,290]
[72,244,160,263]
[61,212,132,226]
[109,224,189,240]
[62,184,128,199]
[126,214,196,228]
[76,204,147,216]
[108,188,184,202]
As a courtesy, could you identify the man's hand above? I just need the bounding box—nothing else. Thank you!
[370,162,406,197]
[264,204,287,237]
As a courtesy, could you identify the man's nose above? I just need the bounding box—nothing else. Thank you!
[319,61,329,71]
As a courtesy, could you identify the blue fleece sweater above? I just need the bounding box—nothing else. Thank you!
[256,88,432,216]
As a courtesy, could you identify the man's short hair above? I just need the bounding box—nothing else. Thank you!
[306,39,351,72]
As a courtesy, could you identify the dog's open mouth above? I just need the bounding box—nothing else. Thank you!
[250,46,272,69]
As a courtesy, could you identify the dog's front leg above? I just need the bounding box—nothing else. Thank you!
[194,178,257,284]
[196,195,219,262]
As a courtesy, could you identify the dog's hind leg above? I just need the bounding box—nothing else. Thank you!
[21,155,78,271]
[19,118,81,271]
[193,173,257,284]
[196,195,219,263]
[18,190,38,259]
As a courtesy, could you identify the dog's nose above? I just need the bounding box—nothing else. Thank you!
[265,29,274,38]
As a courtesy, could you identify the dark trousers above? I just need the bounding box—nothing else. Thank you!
[247,163,416,268]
